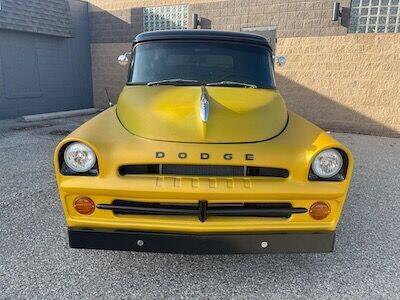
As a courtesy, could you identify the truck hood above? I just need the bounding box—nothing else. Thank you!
[116,86,287,143]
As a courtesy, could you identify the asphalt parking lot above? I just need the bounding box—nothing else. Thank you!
[0,114,399,299]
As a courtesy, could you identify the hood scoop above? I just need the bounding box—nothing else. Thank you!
[116,86,287,143]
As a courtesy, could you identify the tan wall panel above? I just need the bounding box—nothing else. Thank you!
[276,33,400,137]
[189,0,349,38]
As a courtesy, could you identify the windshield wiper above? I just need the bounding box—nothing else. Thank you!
[147,79,200,86]
[206,81,257,89]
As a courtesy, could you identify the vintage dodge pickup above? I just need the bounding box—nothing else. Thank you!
[54,30,353,254]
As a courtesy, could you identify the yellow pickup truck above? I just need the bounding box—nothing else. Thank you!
[54,30,353,254]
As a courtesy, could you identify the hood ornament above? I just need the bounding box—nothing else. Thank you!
[200,86,209,123]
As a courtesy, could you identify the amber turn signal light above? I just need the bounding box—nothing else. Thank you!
[309,202,330,220]
[74,196,95,215]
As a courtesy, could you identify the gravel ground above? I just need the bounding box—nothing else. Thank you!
[0,114,399,299]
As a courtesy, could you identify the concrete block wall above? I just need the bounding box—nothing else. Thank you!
[89,7,143,43]
[88,0,350,43]
[88,0,221,43]
[0,0,73,37]
[190,0,350,37]
[276,33,400,137]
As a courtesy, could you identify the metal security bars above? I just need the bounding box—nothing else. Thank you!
[143,5,188,31]
[349,0,400,33]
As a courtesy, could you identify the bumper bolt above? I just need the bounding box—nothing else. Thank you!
[261,241,268,248]
[137,239,144,247]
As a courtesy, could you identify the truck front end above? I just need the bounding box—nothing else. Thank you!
[54,30,353,254]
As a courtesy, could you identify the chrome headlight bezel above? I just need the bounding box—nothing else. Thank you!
[309,148,348,181]
[60,142,98,176]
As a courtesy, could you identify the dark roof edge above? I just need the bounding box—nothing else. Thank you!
[134,30,272,49]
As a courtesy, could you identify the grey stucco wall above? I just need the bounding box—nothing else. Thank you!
[0,0,73,37]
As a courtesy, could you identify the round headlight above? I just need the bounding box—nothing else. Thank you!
[312,149,343,178]
[64,142,96,173]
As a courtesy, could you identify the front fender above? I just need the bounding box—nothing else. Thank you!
[54,107,353,184]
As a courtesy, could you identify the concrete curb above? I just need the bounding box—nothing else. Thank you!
[22,108,101,122]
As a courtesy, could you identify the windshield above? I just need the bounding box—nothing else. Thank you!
[128,40,275,89]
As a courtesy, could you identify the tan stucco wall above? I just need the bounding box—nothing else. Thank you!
[276,33,400,137]
[91,33,400,137]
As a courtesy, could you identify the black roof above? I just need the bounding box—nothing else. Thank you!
[134,30,271,48]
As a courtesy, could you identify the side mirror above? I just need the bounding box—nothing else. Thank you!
[275,55,286,67]
[117,52,131,66]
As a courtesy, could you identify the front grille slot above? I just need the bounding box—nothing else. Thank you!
[163,164,244,176]
[97,200,307,222]
[119,164,289,178]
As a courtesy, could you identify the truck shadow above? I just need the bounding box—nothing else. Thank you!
[276,74,399,138]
